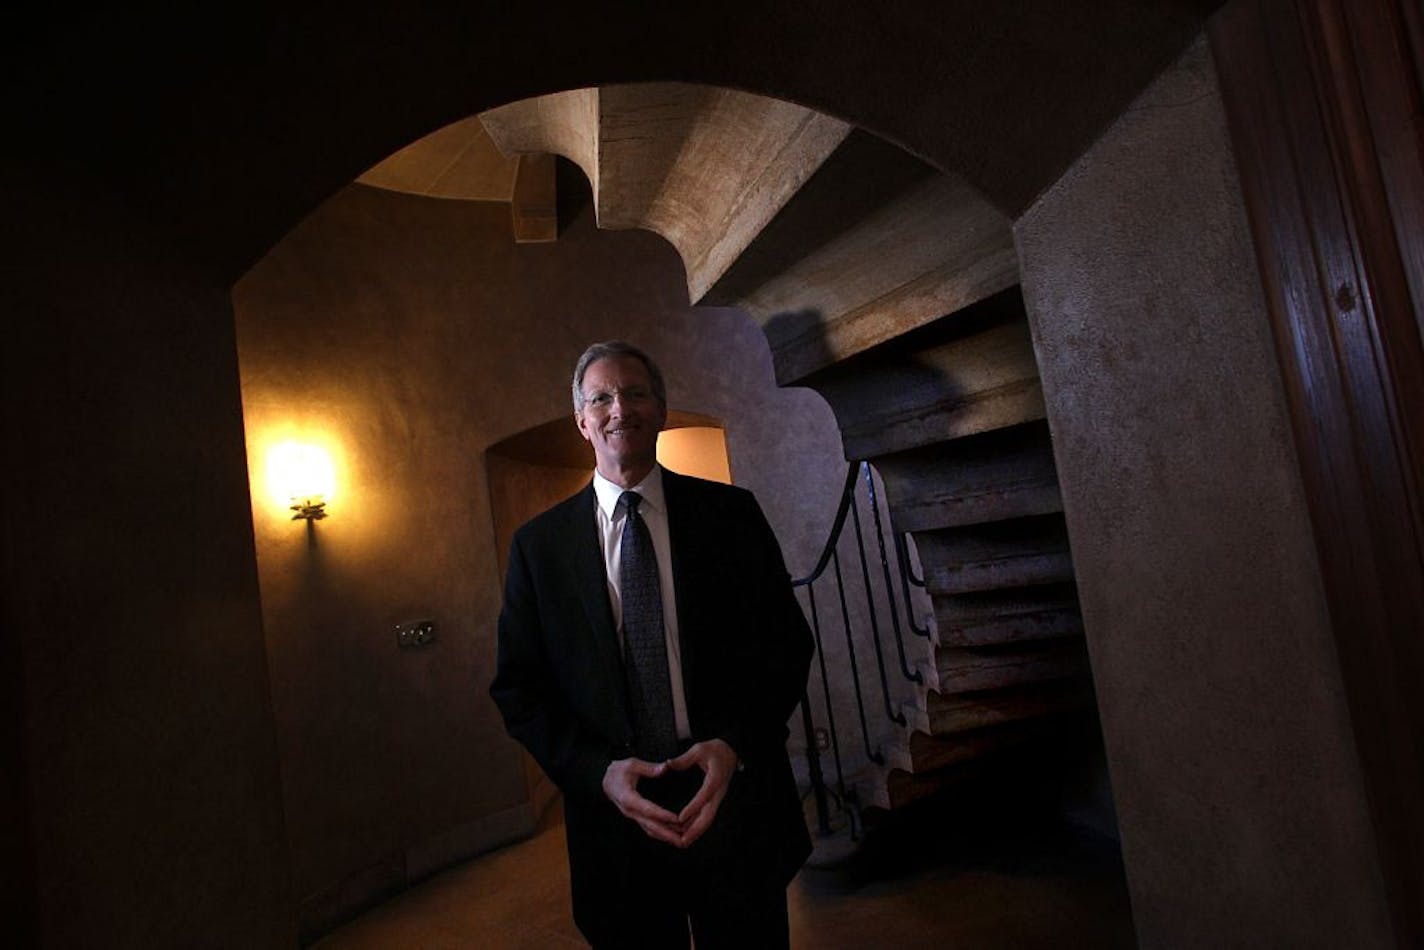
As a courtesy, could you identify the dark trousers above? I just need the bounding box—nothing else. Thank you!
[582,769,791,950]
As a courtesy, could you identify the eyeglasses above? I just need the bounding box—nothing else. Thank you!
[580,386,657,410]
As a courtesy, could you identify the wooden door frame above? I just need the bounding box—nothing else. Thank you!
[1211,0,1424,942]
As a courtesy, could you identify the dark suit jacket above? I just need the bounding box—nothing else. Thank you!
[490,468,814,927]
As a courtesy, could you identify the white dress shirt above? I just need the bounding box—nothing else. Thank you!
[591,465,691,742]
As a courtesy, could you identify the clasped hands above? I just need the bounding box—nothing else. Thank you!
[602,737,737,848]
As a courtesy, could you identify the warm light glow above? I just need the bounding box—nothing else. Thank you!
[267,441,336,511]
[657,427,732,484]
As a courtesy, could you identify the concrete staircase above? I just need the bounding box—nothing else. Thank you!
[480,83,1099,818]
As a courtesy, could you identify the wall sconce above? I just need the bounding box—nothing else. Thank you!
[267,441,335,521]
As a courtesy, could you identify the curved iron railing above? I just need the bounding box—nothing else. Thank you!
[863,465,923,687]
[895,533,932,638]
[791,461,927,837]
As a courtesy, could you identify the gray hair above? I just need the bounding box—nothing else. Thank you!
[571,340,668,411]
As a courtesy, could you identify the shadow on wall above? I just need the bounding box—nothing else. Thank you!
[764,308,834,391]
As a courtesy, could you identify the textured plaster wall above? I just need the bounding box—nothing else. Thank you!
[233,182,846,919]
[1015,36,1391,945]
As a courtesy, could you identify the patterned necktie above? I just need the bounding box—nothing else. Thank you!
[617,490,678,761]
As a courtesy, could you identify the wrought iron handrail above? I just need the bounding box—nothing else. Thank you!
[790,460,928,838]
[863,465,924,686]
[895,533,932,638]
[792,463,861,587]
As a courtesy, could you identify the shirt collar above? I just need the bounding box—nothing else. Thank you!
[592,464,665,519]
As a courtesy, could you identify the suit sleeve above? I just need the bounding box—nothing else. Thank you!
[489,529,614,802]
[711,493,815,765]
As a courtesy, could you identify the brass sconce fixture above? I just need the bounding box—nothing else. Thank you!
[290,497,328,521]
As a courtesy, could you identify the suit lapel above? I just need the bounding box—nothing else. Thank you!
[563,484,631,728]
[662,470,702,707]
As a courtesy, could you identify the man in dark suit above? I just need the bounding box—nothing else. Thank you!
[490,340,814,948]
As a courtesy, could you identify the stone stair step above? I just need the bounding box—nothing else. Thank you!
[882,711,1100,810]
[926,678,1095,735]
[701,129,941,307]
[932,583,1083,646]
[905,729,1023,776]
[699,132,1016,385]
[935,640,1090,693]
[764,173,1017,386]
[904,716,1084,774]
[881,760,988,811]
[800,288,1046,459]
[933,547,1074,598]
[916,513,1074,596]
[874,421,1063,533]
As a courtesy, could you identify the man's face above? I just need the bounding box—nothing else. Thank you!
[575,355,667,485]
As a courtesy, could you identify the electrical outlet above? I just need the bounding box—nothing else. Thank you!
[395,619,436,648]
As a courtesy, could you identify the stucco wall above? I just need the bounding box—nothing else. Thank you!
[233,180,847,926]
[1015,36,1391,946]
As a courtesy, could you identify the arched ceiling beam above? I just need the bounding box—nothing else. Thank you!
[481,85,1018,381]
[481,83,849,303]
[355,116,518,201]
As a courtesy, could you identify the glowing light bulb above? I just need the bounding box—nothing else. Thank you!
[267,441,335,519]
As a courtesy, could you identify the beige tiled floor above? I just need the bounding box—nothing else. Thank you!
[316,802,1135,949]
